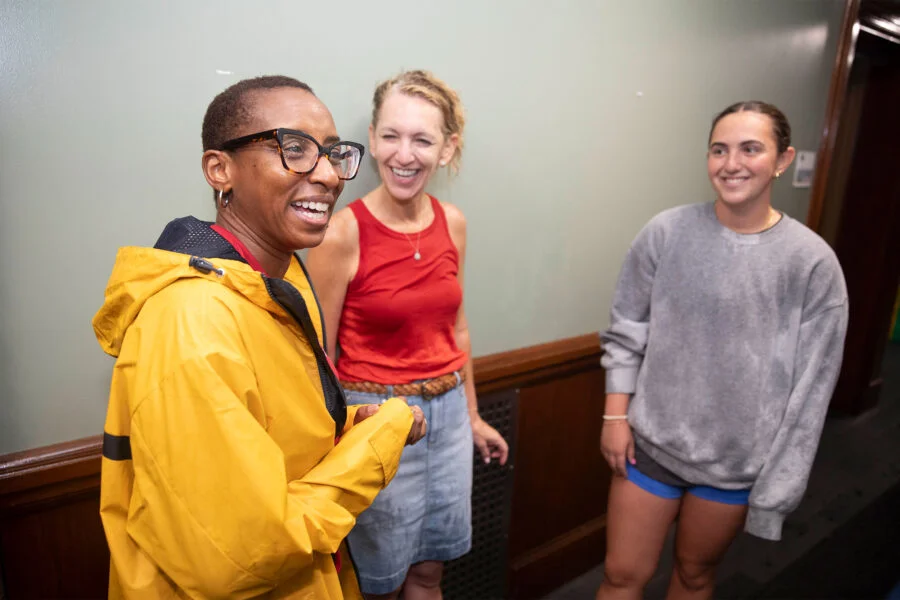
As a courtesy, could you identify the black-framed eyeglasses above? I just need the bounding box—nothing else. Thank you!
[220,128,365,180]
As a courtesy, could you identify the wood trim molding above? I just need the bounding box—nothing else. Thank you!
[807,0,861,232]
[0,436,101,513]
[0,332,604,503]
[509,515,607,573]
[507,515,608,599]
[473,332,602,394]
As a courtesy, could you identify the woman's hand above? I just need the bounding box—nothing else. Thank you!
[472,416,509,465]
[601,421,635,478]
[406,405,427,445]
[353,404,380,425]
[351,402,427,445]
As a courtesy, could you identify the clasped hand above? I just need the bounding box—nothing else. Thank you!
[353,400,427,445]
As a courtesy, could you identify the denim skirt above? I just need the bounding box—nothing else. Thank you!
[343,382,473,595]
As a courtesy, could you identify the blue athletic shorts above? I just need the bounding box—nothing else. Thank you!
[626,444,751,505]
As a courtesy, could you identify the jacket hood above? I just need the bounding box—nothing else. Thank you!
[93,216,279,357]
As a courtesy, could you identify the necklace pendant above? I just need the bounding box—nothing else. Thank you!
[414,251,421,261]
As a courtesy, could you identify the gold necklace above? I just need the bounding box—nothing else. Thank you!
[763,208,781,231]
[401,202,427,261]
[404,229,422,261]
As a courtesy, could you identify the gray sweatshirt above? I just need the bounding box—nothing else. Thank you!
[601,202,848,541]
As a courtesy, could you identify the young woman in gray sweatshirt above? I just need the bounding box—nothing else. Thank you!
[597,101,848,600]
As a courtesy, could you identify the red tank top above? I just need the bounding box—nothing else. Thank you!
[336,196,468,384]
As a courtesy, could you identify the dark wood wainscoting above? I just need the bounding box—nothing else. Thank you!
[0,333,609,599]
[0,437,107,599]
[484,335,609,599]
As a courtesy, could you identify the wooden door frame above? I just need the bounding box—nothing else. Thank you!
[809,0,900,415]
[806,0,861,232]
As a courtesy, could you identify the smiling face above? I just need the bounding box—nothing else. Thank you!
[368,90,458,203]
[222,87,344,251]
[707,111,794,210]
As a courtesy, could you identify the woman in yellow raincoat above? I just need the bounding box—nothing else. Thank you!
[93,75,426,599]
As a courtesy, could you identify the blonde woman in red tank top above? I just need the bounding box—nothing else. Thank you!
[307,70,508,600]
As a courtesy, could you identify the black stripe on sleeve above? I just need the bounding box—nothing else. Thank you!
[102,432,132,461]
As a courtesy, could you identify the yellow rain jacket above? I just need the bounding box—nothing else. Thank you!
[93,217,412,599]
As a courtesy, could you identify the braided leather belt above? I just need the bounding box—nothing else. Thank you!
[341,370,465,400]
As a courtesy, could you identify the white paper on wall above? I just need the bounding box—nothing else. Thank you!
[793,150,816,188]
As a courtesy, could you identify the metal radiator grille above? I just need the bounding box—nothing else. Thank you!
[442,388,518,600]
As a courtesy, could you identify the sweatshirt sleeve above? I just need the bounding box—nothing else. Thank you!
[746,301,849,540]
[600,218,665,394]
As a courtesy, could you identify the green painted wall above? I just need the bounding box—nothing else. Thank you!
[0,0,845,453]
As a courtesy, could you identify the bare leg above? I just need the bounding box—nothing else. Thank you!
[665,492,748,600]
[403,560,443,600]
[596,476,681,600]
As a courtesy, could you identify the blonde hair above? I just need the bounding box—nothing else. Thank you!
[372,70,465,173]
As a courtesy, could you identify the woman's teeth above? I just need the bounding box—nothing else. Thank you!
[392,168,417,177]
[292,200,329,212]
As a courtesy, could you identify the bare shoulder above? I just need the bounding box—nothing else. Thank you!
[441,201,467,238]
[316,205,360,257]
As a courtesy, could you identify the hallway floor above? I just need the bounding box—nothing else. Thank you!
[544,341,900,599]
